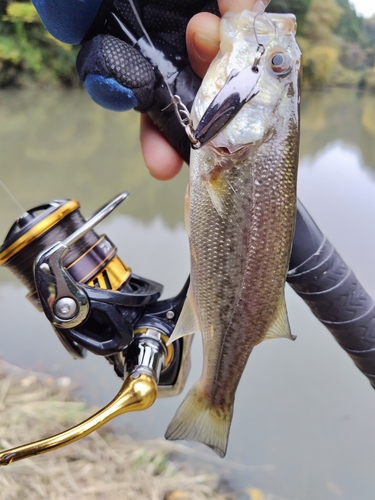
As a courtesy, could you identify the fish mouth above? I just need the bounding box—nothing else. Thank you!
[213,146,240,156]
[207,143,253,162]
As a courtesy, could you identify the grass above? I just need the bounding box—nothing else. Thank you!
[0,360,233,500]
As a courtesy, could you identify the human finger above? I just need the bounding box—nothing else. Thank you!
[140,115,184,180]
[218,0,269,15]
[186,0,270,77]
[141,0,271,179]
[186,13,220,79]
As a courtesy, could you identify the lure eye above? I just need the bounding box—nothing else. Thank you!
[270,52,292,76]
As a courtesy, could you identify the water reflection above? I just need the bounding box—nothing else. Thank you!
[301,89,375,175]
[0,88,189,235]
[0,88,375,499]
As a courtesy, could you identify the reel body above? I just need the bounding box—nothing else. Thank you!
[0,192,190,392]
[0,192,192,464]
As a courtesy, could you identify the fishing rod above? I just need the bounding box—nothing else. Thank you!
[0,2,374,465]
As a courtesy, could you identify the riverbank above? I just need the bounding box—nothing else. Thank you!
[0,360,236,500]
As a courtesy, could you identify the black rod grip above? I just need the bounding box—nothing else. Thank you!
[287,208,375,388]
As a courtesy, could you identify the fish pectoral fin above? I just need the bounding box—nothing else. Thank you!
[167,286,200,345]
[205,173,233,217]
[165,384,233,458]
[263,295,296,341]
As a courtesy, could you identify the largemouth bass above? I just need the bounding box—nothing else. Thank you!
[165,11,301,457]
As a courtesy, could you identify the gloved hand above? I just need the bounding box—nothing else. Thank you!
[32,0,267,178]
[32,0,219,113]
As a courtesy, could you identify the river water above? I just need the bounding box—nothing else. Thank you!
[0,88,374,499]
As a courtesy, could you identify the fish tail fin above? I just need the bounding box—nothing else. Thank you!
[165,384,233,458]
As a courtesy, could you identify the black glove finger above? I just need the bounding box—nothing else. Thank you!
[77,34,156,112]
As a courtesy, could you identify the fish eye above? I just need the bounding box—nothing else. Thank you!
[270,52,292,76]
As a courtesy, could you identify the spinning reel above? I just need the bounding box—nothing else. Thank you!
[0,192,191,465]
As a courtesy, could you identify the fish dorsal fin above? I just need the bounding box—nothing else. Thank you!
[263,295,296,341]
[167,287,200,345]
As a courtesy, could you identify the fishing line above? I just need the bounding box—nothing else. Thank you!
[127,0,196,141]
[127,1,174,102]
[252,12,266,70]
[253,11,265,47]
[0,180,26,214]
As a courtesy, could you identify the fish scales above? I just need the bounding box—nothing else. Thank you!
[190,131,298,403]
[166,10,301,457]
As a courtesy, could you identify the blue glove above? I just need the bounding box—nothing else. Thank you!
[32,0,219,113]
[31,0,103,45]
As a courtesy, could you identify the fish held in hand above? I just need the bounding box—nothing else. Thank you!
[165,11,301,458]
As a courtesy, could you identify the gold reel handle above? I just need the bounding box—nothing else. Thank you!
[0,373,157,466]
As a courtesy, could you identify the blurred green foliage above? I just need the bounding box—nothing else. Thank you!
[1,0,375,90]
[267,0,375,90]
[268,0,311,33]
[0,0,78,87]
[336,0,362,41]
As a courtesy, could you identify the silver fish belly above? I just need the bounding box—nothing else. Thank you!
[166,10,301,457]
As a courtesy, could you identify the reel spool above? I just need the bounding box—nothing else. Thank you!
[0,198,131,306]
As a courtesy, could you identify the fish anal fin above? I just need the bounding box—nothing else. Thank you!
[165,385,233,458]
[167,287,200,345]
[263,295,296,341]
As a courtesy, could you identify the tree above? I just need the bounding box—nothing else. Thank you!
[268,0,311,33]
[303,0,343,42]
[335,0,363,42]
